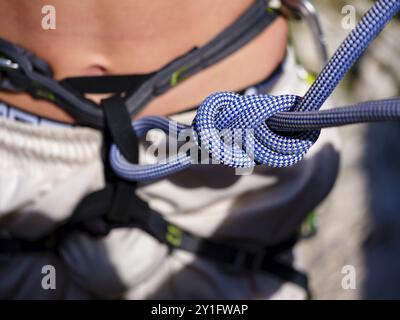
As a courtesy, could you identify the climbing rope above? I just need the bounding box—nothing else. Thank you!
[111,0,400,181]
[268,97,400,131]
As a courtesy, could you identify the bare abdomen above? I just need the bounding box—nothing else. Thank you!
[0,0,288,121]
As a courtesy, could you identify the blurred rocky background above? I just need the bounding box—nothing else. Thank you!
[290,0,400,299]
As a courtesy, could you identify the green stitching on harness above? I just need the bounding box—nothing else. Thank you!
[166,224,182,247]
[300,211,318,238]
[170,66,189,87]
[35,88,55,101]
[265,7,276,15]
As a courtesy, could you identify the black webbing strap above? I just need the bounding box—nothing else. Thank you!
[142,210,309,291]
[60,73,156,94]
[80,183,309,291]
[105,181,149,226]
[0,179,308,291]
[103,183,309,290]
[101,95,138,164]
[59,181,149,237]
[0,237,56,253]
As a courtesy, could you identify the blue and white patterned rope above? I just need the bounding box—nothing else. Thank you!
[297,0,399,113]
[268,97,400,131]
[110,116,192,181]
[110,0,400,182]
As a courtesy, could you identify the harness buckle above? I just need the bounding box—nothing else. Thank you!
[0,57,19,70]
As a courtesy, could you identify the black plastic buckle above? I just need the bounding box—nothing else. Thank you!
[0,56,22,91]
[0,39,53,93]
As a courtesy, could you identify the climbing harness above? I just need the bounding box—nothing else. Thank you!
[0,0,399,294]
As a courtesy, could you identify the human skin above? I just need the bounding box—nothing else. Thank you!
[0,0,288,123]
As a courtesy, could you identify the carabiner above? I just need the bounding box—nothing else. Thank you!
[279,0,329,67]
